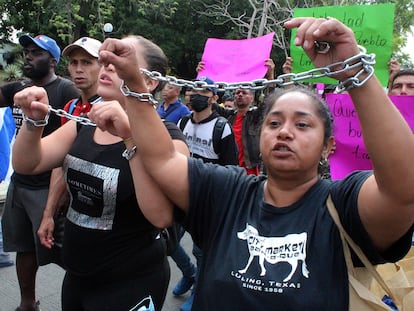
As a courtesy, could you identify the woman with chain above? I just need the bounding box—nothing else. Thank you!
[14,17,414,310]
[11,36,188,311]
[90,17,413,310]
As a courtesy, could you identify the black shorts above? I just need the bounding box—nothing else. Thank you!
[1,181,62,265]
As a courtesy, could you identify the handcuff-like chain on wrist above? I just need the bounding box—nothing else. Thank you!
[46,43,375,127]
[120,80,158,106]
[22,107,50,127]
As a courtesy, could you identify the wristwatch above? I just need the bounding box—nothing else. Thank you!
[122,145,137,160]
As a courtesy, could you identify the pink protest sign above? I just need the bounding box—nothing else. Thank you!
[197,33,274,83]
[326,94,414,180]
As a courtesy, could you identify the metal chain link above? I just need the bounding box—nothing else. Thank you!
[142,45,375,93]
[49,96,103,126]
[39,46,375,126]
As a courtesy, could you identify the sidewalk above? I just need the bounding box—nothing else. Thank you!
[0,233,194,311]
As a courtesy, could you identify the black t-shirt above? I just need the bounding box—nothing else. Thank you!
[185,160,413,311]
[62,121,186,282]
[1,78,80,188]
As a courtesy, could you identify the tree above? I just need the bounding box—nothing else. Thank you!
[0,0,411,79]
[194,0,414,67]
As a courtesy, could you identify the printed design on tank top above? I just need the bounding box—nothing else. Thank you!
[64,154,119,230]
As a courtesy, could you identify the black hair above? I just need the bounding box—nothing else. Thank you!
[390,69,414,87]
[263,87,333,144]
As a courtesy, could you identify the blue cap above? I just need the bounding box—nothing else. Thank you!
[195,76,217,95]
[19,34,61,64]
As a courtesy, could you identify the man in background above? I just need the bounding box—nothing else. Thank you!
[157,84,190,124]
[37,37,102,253]
[0,34,79,311]
[0,107,15,269]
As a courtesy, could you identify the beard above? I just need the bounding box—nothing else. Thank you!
[236,102,249,109]
[23,60,50,80]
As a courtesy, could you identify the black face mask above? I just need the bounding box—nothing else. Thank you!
[190,94,209,112]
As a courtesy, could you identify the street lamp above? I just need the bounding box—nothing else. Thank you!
[103,23,114,38]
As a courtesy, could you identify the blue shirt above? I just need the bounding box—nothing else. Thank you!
[156,99,190,124]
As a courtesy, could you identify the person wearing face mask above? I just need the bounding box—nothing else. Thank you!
[172,76,238,311]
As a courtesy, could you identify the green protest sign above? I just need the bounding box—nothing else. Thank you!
[291,4,395,86]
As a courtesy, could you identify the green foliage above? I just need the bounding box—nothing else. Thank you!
[0,64,23,81]
[0,0,412,80]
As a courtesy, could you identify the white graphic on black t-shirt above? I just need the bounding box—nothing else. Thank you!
[64,154,119,230]
[237,223,309,281]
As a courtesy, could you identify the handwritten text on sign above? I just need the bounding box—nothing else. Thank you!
[292,4,395,86]
[326,94,414,180]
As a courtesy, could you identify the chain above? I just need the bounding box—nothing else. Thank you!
[142,46,375,93]
[38,46,375,126]
[49,96,103,126]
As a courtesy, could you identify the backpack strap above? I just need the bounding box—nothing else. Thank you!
[67,97,81,115]
[212,116,228,154]
[179,114,191,132]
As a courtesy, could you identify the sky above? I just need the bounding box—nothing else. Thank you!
[402,26,414,63]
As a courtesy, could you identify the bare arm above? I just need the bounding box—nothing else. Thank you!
[129,138,189,228]
[12,86,77,174]
[387,59,400,90]
[286,17,414,251]
[38,167,68,248]
[88,98,191,225]
[94,42,190,213]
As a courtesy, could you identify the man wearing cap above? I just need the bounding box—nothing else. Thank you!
[157,84,190,124]
[196,59,277,175]
[37,37,102,265]
[0,34,79,311]
[175,76,238,311]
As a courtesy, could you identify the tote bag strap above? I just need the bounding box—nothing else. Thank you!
[326,195,398,304]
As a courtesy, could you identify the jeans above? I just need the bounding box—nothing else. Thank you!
[192,244,203,279]
[170,225,196,278]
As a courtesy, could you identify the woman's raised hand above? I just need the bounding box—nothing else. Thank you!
[89,100,131,140]
[99,38,146,92]
[284,17,360,75]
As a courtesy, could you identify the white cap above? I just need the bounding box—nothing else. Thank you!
[62,37,102,58]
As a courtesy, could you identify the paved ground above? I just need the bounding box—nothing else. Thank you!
[0,233,194,311]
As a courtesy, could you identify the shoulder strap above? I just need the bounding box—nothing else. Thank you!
[179,114,191,132]
[212,116,228,154]
[67,97,81,115]
[326,195,398,304]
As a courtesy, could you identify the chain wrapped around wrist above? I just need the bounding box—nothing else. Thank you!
[120,80,158,106]
[42,45,376,126]
[22,109,50,127]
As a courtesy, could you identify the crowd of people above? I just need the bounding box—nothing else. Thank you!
[0,15,413,311]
